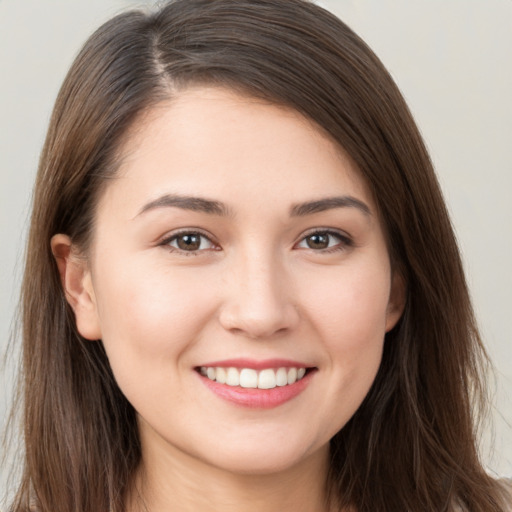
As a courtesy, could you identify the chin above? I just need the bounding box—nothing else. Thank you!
[195,432,328,476]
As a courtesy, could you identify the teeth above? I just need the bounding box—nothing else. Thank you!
[226,367,240,386]
[200,366,308,389]
[216,367,227,384]
[276,367,288,386]
[240,369,258,388]
[287,367,297,385]
[258,369,276,389]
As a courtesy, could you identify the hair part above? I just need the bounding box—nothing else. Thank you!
[8,1,506,510]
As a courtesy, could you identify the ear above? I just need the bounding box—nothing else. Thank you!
[51,234,102,340]
[385,270,406,332]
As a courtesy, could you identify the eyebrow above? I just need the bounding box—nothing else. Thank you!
[137,194,231,217]
[136,193,371,219]
[290,196,371,217]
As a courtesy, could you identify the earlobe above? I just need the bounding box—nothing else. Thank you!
[385,271,406,332]
[51,234,102,340]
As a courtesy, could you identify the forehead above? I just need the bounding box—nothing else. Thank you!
[103,86,374,217]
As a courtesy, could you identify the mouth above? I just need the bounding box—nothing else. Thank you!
[194,361,317,408]
[197,365,310,389]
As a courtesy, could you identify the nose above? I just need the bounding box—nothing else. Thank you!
[218,251,300,339]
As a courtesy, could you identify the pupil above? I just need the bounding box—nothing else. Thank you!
[177,234,200,251]
[308,233,328,249]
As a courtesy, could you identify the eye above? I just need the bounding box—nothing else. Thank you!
[162,231,217,253]
[296,230,351,252]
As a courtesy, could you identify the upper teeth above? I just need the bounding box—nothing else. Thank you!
[200,366,307,389]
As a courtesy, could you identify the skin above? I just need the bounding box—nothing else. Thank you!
[52,87,404,512]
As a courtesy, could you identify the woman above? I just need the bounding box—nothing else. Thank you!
[5,0,510,510]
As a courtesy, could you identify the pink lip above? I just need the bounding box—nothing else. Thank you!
[199,358,311,370]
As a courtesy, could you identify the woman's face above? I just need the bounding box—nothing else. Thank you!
[69,87,403,475]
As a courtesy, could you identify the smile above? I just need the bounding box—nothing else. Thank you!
[199,366,307,389]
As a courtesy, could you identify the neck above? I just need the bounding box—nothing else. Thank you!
[127,437,334,512]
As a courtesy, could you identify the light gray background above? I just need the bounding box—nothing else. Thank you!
[1,0,511,497]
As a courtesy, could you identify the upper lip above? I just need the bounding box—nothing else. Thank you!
[197,358,314,370]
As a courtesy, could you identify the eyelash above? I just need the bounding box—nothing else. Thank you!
[159,229,353,255]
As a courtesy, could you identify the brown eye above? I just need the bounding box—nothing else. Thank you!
[166,232,215,252]
[296,230,350,252]
[305,233,330,249]
[176,234,201,250]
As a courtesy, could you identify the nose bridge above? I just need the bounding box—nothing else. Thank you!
[219,244,298,338]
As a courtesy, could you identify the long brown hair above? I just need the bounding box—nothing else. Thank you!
[6,0,508,510]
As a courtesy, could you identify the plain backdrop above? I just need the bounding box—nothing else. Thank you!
[1,0,511,498]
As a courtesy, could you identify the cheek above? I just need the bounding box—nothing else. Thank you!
[300,261,390,424]
[304,261,392,345]
[92,258,218,372]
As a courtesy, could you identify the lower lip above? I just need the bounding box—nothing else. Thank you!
[198,371,315,409]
